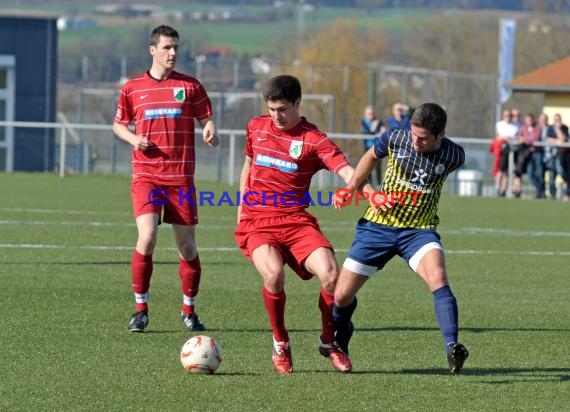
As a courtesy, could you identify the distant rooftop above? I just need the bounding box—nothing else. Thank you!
[509,55,570,93]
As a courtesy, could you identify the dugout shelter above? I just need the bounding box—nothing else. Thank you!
[0,16,58,172]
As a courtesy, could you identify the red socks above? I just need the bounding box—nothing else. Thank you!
[131,250,153,312]
[263,287,288,343]
[179,256,201,314]
[319,289,335,344]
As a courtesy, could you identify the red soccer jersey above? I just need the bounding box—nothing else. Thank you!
[241,115,349,218]
[114,71,212,185]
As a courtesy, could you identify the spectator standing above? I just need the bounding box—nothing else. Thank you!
[549,114,568,199]
[554,123,570,201]
[386,102,411,131]
[514,113,543,198]
[495,109,520,196]
[360,105,385,184]
[538,113,558,199]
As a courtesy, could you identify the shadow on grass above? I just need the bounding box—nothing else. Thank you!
[395,367,570,383]
[3,260,241,266]
[355,326,570,333]
[141,325,570,333]
[317,367,570,383]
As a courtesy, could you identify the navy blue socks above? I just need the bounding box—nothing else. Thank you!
[432,285,458,350]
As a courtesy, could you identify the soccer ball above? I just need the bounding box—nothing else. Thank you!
[180,335,223,374]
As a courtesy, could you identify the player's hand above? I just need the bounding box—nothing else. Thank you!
[203,121,219,148]
[332,188,353,210]
[369,192,396,214]
[133,135,151,151]
[205,134,219,148]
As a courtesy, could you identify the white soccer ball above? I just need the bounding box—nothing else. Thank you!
[180,335,223,374]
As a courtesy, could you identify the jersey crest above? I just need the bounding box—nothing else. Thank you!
[289,140,303,159]
[173,88,185,102]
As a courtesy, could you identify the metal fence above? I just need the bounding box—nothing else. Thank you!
[1,120,568,200]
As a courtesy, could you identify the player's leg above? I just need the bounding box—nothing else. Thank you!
[333,222,394,356]
[410,242,468,374]
[304,247,352,372]
[251,244,292,374]
[172,223,205,331]
[129,212,159,332]
[333,267,368,354]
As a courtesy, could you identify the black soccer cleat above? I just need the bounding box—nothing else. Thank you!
[335,320,354,355]
[181,312,206,332]
[128,311,149,333]
[447,342,469,375]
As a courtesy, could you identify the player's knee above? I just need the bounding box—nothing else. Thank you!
[334,291,353,307]
[318,270,338,294]
[177,242,197,260]
[136,233,157,254]
[427,267,448,290]
[261,268,285,292]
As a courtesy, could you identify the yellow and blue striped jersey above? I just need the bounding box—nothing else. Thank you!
[362,129,465,229]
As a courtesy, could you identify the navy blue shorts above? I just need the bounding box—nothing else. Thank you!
[343,219,443,276]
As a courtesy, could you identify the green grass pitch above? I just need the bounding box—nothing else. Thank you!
[1,173,569,411]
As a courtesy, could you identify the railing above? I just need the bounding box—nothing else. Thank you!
[1,120,568,199]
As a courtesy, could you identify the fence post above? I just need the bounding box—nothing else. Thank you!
[507,143,515,198]
[228,133,236,185]
[59,127,66,177]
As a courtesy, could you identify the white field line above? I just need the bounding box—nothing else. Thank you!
[0,243,569,256]
[1,217,570,238]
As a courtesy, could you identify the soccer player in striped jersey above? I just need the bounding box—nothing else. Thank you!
[332,102,470,374]
[235,75,373,374]
[113,25,218,333]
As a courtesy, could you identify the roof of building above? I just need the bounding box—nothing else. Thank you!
[509,55,570,93]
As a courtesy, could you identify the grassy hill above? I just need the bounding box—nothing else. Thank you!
[0,2,435,54]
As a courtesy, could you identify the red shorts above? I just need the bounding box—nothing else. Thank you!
[131,180,198,225]
[234,213,332,280]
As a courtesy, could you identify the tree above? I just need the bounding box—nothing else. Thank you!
[274,20,389,160]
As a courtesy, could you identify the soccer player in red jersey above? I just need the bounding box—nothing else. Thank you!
[235,75,372,373]
[113,25,218,333]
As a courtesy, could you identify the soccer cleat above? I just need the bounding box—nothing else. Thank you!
[447,342,469,375]
[319,341,352,372]
[128,311,149,332]
[335,320,354,355]
[181,312,206,332]
[272,341,293,374]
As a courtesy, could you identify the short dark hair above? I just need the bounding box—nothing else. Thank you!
[150,25,179,46]
[410,103,447,136]
[262,75,301,105]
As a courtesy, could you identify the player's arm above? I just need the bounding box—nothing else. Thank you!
[346,148,378,191]
[112,122,151,151]
[199,117,219,148]
[333,151,378,210]
[237,155,252,223]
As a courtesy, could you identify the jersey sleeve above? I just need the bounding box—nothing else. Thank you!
[449,140,466,173]
[244,119,254,158]
[315,133,349,174]
[191,81,213,121]
[114,84,133,126]
[373,130,391,158]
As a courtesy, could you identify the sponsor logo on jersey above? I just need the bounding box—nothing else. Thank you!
[255,154,298,173]
[395,168,433,193]
[144,108,183,119]
[411,168,428,185]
